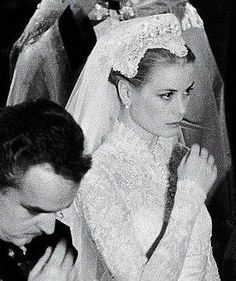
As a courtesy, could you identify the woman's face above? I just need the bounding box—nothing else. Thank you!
[130,63,194,138]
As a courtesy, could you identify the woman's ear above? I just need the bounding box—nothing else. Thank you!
[117,80,133,108]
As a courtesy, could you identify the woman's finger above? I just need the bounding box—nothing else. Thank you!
[208,154,215,168]
[200,147,208,160]
[213,164,217,176]
[178,153,188,170]
[61,249,74,271]
[190,143,200,156]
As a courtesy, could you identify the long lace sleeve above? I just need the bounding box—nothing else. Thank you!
[140,180,207,280]
[177,207,220,280]
[204,248,221,280]
[80,165,207,281]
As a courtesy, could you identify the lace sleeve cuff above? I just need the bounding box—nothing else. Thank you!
[173,180,206,219]
[176,180,206,202]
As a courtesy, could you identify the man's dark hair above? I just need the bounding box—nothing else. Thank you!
[0,99,91,189]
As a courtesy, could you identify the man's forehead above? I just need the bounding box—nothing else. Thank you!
[21,164,77,192]
[19,165,78,211]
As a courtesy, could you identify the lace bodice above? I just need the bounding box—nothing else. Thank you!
[71,122,220,280]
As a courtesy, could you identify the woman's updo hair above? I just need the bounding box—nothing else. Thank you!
[109,46,195,89]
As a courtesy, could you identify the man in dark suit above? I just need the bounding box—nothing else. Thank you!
[0,99,91,280]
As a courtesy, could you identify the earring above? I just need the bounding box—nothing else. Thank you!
[125,102,130,109]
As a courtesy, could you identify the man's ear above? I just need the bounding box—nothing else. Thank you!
[117,80,133,108]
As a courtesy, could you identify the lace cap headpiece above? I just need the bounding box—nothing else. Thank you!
[111,13,188,78]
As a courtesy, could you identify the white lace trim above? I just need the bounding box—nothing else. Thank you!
[112,13,188,78]
[182,3,204,30]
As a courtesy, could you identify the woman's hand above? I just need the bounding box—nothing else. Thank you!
[178,144,217,194]
[28,240,77,281]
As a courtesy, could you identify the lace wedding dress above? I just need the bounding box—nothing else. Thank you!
[66,121,220,280]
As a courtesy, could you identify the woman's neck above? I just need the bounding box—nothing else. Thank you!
[118,107,158,149]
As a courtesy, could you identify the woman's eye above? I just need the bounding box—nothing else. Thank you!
[185,87,194,95]
[159,92,173,100]
[25,208,40,216]
[28,210,38,216]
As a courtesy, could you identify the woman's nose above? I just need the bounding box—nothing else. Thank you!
[37,213,56,235]
[173,94,188,116]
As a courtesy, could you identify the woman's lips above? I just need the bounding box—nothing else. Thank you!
[166,122,181,127]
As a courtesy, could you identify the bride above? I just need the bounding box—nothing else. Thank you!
[63,13,220,280]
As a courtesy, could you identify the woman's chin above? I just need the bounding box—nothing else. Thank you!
[154,127,180,138]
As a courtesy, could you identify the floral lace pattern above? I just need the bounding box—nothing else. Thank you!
[130,1,204,30]
[76,122,220,280]
[181,3,204,30]
[112,13,187,78]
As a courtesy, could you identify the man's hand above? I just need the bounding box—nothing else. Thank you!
[28,239,77,281]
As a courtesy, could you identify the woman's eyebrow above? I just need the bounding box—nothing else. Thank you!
[158,81,195,92]
[158,89,178,92]
[23,205,53,213]
[187,81,195,90]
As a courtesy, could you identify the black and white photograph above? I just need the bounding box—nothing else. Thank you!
[0,0,235,280]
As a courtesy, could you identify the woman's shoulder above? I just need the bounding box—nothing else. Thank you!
[79,139,133,201]
[92,138,127,167]
[79,148,118,194]
[78,158,125,217]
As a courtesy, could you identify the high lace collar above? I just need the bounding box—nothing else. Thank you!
[108,121,178,165]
